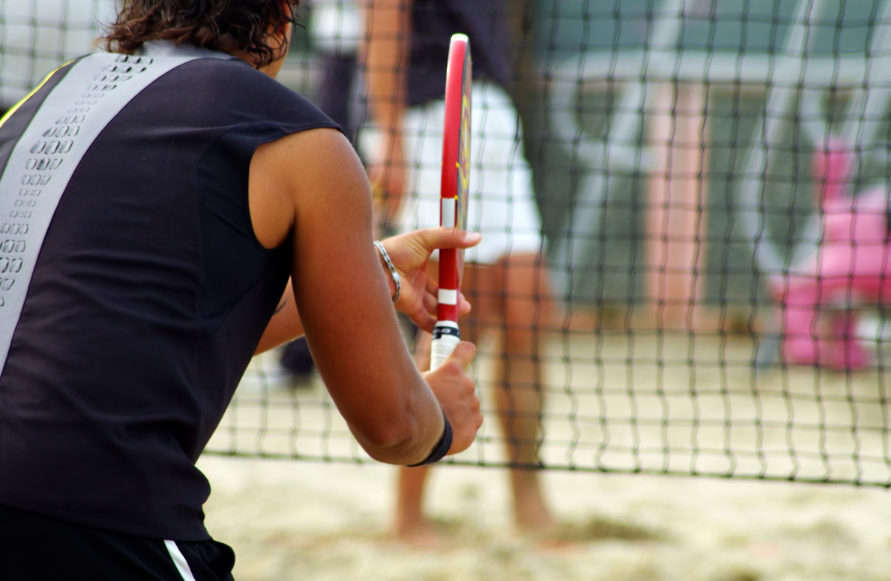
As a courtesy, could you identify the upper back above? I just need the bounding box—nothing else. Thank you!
[0,47,338,539]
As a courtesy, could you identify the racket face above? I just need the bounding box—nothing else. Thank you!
[438,34,471,323]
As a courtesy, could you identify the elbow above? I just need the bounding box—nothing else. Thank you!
[358,424,419,465]
[355,415,434,465]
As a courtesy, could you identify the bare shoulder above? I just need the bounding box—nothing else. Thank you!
[249,128,369,249]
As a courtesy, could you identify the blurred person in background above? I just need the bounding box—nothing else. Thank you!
[363,0,557,544]
[308,0,363,143]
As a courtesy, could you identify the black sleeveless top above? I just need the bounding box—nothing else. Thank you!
[0,53,338,540]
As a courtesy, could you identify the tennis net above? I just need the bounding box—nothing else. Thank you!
[7,0,891,487]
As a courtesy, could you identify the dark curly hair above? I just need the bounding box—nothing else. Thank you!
[103,0,300,68]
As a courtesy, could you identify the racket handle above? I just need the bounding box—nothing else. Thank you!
[430,321,461,370]
[431,335,460,369]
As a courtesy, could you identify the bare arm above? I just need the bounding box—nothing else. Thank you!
[254,227,481,354]
[364,0,412,222]
[249,128,481,464]
[254,279,303,355]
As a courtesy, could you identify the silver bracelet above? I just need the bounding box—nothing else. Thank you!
[373,240,401,304]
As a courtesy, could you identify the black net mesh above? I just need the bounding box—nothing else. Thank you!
[7,0,891,487]
[0,1,116,110]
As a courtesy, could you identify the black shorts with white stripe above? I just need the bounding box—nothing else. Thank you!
[0,504,235,581]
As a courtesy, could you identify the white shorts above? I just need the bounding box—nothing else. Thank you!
[361,82,544,264]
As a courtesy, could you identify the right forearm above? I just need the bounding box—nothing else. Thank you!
[350,383,448,465]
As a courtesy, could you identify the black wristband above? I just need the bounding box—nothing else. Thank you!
[407,411,453,467]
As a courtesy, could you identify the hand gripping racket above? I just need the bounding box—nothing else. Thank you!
[430,34,471,369]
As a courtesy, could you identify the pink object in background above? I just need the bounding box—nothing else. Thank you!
[774,138,891,369]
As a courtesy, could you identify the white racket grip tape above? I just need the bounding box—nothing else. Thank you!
[430,321,461,369]
[431,335,461,370]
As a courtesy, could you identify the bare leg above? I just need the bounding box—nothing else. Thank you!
[393,464,438,544]
[489,254,555,532]
[393,260,486,543]
[393,330,440,544]
[392,257,556,539]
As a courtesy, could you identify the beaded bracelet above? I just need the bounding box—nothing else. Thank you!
[373,240,401,304]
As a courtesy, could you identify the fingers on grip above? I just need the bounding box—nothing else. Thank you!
[447,341,476,370]
[419,227,482,251]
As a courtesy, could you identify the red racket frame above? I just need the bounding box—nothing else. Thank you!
[437,34,471,325]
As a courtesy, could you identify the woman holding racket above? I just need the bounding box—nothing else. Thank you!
[0,1,482,578]
[364,0,556,543]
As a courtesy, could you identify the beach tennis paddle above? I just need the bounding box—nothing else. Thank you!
[430,34,471,369]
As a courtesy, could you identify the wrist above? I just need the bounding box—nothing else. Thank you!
[407,410,452,467]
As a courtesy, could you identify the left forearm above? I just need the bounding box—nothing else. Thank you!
[254,279,305,354]
[255,227,479,354]
[254,246,398,356]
